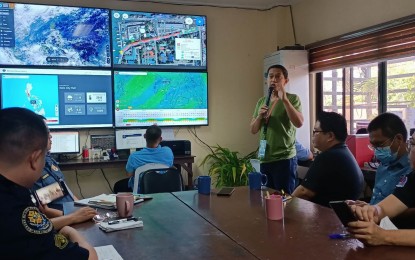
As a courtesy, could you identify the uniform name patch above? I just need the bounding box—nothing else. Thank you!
[21,207,52,234]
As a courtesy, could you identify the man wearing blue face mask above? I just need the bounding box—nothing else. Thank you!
[367,113,411,205]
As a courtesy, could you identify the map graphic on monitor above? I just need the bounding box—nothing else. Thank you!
[0,3,111,67]
[1,68,113,129]
[112,10,207,70]
[114,71,208,127]
[1,74,59,120]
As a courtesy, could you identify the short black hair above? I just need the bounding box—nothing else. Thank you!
[0,108,48,165]
[38,114,46,121]
[145,125,162,144]
[266,64,288,79]
[368,112,407,140]
[317,111,348,142]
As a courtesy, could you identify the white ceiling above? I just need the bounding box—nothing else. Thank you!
[130,0,302,10]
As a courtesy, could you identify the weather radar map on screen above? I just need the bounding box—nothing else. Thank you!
[0,3,111,67]
[114,71,207,127]
[112,10,206,69]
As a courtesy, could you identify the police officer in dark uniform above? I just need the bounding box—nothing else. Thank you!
[32,152,76,210]
[0,108,97,259]
[32,115,76,212]
[31,116,97,222]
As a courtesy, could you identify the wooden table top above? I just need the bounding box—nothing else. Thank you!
[72,192,256,259]
[173,187,415,260]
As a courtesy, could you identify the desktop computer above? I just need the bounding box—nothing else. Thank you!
[346,134,374,167]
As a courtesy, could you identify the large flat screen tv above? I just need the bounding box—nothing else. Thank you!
[0,3,111,67]
[111,10,206,70]
[114,70,208,127]
[0,67,113,129]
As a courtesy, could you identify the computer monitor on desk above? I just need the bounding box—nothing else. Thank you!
[346,134,374,167]
[50,131,80,161]
[115,128,146,158]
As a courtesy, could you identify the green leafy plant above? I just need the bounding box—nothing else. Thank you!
[200,145,257,187]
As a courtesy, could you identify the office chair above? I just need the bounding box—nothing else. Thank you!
[132,163,169,194]
[138,167,184,194]
[113,163,169,193]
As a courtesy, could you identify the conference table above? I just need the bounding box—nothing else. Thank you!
[73,192,255,259]
[73,187,415,259]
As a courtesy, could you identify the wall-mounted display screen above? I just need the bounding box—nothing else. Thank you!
[114,70,208,127]
[0,3,111,67]
[111,10,206,70]
[0,68,113,128]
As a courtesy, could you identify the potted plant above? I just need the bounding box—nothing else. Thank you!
[200,145,257,187]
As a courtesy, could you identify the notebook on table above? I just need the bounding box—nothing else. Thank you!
[74,194,151,210]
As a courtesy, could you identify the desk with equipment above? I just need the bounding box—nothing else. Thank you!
[58,155,195,188]
[57,129,195,188]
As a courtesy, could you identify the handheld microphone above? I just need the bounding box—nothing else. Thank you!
[265,87,273,106]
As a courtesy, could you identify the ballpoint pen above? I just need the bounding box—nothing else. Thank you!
[108,217,138,225]
[329,233,351,239]
[283,196,292,202]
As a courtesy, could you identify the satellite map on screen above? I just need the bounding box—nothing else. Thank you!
[0,3,111,67]
[111,10,206,68]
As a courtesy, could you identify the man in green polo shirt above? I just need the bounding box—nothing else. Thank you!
[250,64,303,194]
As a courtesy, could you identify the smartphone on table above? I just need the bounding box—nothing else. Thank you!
[217,187,235,196]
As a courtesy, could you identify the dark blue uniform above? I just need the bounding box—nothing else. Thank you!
[0,174,88,259]
[31,153,74,210]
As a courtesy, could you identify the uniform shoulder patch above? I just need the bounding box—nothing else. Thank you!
[396,175,408,188]
[51,165,59,172]
[21,207,53,234]
[54,233,69,249]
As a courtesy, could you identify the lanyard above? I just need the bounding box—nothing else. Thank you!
[262,99,278,138]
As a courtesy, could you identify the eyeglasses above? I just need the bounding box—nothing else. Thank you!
[368,137,394,151]
[312,130,326,135]
[406,138,415,151]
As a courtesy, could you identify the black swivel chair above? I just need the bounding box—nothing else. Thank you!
[138,167,184,194]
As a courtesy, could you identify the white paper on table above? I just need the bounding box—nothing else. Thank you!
[95,245,123,260]
[380,216,398,230]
